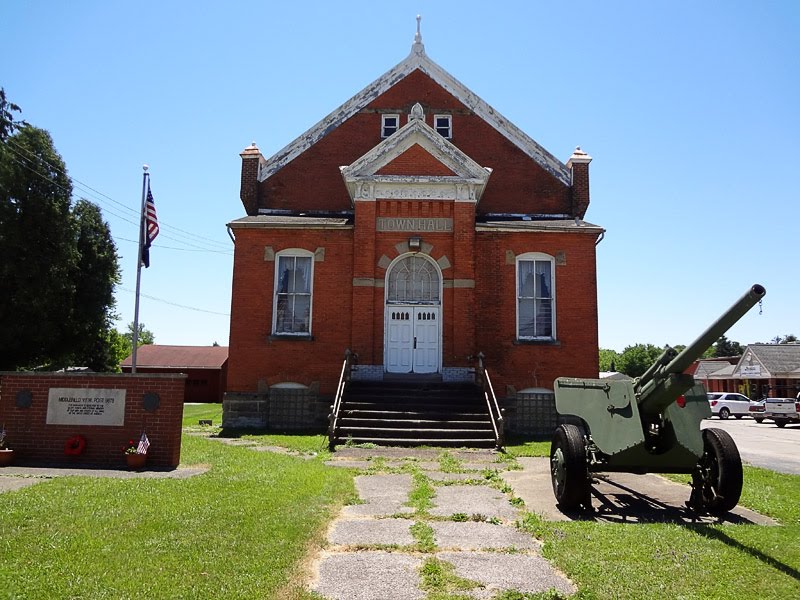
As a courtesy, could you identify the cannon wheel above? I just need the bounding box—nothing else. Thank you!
[690,427,743,514]
[550,424,589,510]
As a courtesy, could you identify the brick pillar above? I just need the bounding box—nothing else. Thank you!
[451,202,476,366]
[351,200,376,363]
[567,147,592,219]
[240,142,263,215]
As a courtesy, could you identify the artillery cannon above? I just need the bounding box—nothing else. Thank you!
[551,284,766,514]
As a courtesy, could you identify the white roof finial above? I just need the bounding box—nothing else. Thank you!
[411,14,425,54]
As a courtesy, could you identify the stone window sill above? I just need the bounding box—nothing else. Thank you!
[513,338,561,347]
[268,334,314,342]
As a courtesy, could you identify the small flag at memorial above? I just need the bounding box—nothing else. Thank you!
[137,432,150,455]
[140,183,159,268]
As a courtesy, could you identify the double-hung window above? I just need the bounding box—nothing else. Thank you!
[273,251,313,335]
[434,114,452,138]
[382,114,399,138]
[516,253,555,340]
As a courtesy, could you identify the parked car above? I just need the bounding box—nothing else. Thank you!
[763,397,800,428]
[707,392,752,419]
[749,399,767,423]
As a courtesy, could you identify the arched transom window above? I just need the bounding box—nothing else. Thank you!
[387,255,440,304]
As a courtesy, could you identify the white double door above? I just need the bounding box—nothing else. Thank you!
[385,305,440,374]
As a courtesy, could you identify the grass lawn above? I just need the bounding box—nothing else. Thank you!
[0,404,354,599]
[505,436,800,600]
[1,407,798,599]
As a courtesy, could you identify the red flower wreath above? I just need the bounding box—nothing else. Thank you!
[64,434,87,455]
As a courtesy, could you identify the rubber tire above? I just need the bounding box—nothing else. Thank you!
[754,418,764,424]
[698,428,743,514]
[550,424,589,510]
[734,414,743,420]
[776,420,787,428]
[719,407,730,420]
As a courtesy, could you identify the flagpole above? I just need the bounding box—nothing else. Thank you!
[131,164,149,374]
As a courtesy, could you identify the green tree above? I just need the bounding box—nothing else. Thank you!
[713,335,744,357]
[770,334,797,344]
[0,91,120,371]
[617,343,665,377]
[66,199,121,370]
[599,348,620,372]
[0,87,27,141]
[105,329,130,372]
[0,125,79,369]
[124,322,156,349]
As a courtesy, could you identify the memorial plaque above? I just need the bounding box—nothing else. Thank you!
[46,388,126,426]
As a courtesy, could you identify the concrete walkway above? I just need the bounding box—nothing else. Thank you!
[309,447,776,599]
[0,465,209,494]
[312,448,576,600]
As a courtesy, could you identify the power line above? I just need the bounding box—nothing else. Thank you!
[2,137,233,251]
[1,137,230,254]
[3,151,233,256]
[119,286,230,316]
[116,236,232,255]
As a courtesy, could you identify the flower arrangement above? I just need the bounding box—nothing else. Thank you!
[64,434,87,456]
[123,433,150,455]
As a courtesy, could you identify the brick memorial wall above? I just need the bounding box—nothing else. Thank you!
[0,372,185,468]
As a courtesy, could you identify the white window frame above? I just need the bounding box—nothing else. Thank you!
[272,249,314,336]
[433,114,452,139]
[515,252,556,341]
[381,114,400,138]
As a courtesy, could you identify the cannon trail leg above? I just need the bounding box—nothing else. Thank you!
[688,428,743,514]
[550,424,590,510]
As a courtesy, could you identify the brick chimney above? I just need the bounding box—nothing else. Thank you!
[567,146,592,219]
[239,142,263,215]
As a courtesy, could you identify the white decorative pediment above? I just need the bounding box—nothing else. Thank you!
[257,40,571,186]
[340,116,492,203]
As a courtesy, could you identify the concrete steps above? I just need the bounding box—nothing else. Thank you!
[332,380,497,448]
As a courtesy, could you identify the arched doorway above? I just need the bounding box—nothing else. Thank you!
[384,254,442,374]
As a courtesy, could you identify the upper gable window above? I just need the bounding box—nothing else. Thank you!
[434,114,452,139]
[382,114,400,138]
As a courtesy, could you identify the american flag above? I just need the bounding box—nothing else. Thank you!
[140,182,159,268]
[137,432,150,455]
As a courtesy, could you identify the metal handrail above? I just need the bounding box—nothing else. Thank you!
[328,349,356,450]
[476,352,504,449]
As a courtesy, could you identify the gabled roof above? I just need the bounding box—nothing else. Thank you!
[694,360,734,379]
[340,104,492,204]
[259,35,571,186]
[735,344,800,377]
[121,345,228,370]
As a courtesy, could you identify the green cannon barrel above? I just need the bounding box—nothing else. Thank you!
[636,283,766,415]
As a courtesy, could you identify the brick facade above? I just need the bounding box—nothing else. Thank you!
[0,372,185,468]
[226,39,603,428]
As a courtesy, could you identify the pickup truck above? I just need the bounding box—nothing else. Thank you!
[763,397,800,428]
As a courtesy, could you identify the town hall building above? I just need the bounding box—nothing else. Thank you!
[223,23,604,445]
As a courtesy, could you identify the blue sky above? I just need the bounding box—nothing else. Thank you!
[2,1,798,352]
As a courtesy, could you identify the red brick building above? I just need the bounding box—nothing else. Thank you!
[224,28,604,435]
[121,345,228,403]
